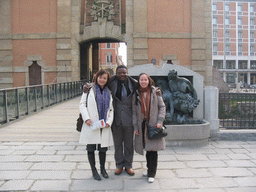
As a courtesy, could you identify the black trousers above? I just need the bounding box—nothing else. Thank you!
[146,151,158,177]
[142,121,158,178]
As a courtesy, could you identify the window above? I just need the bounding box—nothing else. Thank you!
[213,60,223,69]
[213,4,217,11]
[225,44,230,52]
[250,4,254,12]
[225,18,230,25]
[107,43,111,48]
[238,44,243,52]
[238,73,247,84]
[225,4,229,11]
[238,60,248,69]
[226,60,236,69]
[213,30,217,38]
[238,31,243,38]
[226,73,235,83]
[106,54,112,63]
[250,31,255,39]
[250,45,255,53]
[213,17,217,25]
[213,44,218,52]
[238,18,242,25]
[251,60,256,69]
[238,4,242,12]
[225,30,230,38]
[250,19,254,26]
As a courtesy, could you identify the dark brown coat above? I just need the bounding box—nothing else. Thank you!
[132,87,166,155]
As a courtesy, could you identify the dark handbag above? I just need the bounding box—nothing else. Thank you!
[76,89,90,132]
[147,124,167,140]
[76,113,83,132]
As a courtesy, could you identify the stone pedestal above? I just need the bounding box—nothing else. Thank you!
[204,86,219,138]
[165,121,210,147]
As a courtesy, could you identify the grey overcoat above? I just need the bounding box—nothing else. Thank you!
[132,87,166,155]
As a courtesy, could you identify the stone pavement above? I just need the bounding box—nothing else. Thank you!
[0,97,256,191]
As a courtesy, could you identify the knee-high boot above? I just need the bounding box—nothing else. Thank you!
[99,152,108,178]
[88,151,101,180]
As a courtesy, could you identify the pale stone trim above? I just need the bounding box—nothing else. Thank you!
[0,78,13,84]
[134,54,148,60]
[80,19,122,42]
[162,55,177,61]
[57,54,72,61]
[0,67,12,72]
[0,33,72,40]
[0,55,12,62]
[0,43,12,50]
[57,43,72,49]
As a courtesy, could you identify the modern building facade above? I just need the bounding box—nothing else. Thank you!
[0,0,212,88]
[212,0,256,87]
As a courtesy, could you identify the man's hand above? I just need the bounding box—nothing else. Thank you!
[156,87,162,96]
[83,83,91,93]
[135,130,140,135]
[156,123,162,128]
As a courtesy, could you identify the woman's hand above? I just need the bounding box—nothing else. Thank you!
[105,123,110,128]
[156,123,162,128]
[135,130,140,135]
[85,119,92,126]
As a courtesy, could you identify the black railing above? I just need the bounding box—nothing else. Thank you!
[0,81,85,124]
[219,93,256,129]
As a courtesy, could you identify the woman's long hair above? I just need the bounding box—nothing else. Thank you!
[93,69,110,88]
[135,73,155,105]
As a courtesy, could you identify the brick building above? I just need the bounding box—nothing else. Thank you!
[212,0,256,87]
[0,0,212,88]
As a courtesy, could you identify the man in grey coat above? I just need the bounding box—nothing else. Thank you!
[108,65,139,175]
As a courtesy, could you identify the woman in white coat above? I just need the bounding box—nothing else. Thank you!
[79,69,114,181]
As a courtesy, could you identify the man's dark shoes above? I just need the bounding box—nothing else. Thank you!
[114,168,123,175]
[125,168,135,176]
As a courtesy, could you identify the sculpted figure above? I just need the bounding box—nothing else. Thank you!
[167,69,200,124]
[155,78,174,123]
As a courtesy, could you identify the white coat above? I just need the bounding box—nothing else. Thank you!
[79,85,114,148]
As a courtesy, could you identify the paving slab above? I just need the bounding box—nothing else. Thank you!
[0,180,34,191]
[30,180,71,191]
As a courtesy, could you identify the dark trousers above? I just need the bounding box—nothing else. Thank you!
[112,124,134,169]
[146,151,158,178]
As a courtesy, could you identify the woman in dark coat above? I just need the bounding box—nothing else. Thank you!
[132,73,166,183]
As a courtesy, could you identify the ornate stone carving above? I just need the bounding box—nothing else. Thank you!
[91,1,115,21]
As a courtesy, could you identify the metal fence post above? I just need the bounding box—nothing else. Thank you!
[26,87,29,115]
[34,87,37,112]
[3,90,8,123]
[16,88,19,119]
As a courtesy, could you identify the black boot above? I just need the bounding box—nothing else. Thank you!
[99,152,108,178]
[88,152,101,181]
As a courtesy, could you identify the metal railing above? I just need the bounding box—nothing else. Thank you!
[0,81,85,124]
[219,93,256,129]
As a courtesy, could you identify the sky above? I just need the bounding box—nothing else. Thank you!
[118,42,127,66]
